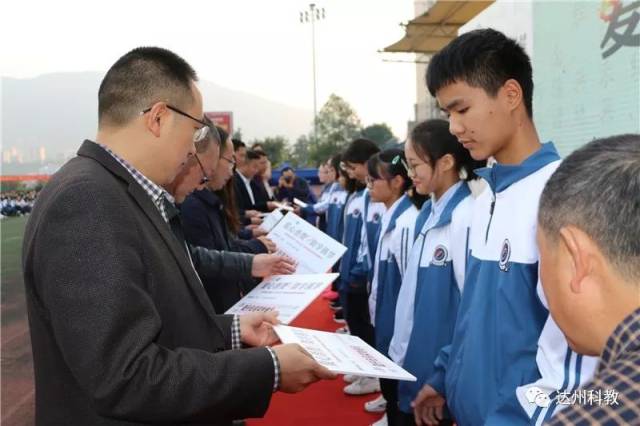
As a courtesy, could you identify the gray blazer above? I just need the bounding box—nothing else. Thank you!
[22,140,275,425]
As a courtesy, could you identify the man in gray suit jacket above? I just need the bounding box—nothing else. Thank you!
[22,46,334,426]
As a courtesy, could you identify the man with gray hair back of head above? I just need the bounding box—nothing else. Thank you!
[537,134,640,426]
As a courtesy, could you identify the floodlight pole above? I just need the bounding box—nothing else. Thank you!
[300,3,325,145]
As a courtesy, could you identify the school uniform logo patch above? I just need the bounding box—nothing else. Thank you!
[352,208,361,217]
[432,245,448,266]
[372,213,381,223]
[499,239,511,272]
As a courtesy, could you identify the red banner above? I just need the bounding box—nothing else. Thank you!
[205,111,234,135]
[0,175,51,182]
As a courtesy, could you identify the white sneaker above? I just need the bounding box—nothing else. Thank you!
[364,394,387,413]
[344,374,359,384]
[371,413,388,426]
[343,377,380,395]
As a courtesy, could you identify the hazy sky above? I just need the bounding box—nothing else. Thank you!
[1,0,418,139]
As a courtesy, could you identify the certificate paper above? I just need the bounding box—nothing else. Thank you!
[274,325,416,381]
[259,209,284,233]
[267,213,347,274]
[226,274,338,324]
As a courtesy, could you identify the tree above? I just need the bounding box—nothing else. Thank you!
[289,135,312,168]
[308,93,362,165]
[362,123,395,148]
[252,136,288,167]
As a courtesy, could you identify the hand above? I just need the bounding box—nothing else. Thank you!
[412,385,446,425]
[239,311,280,347]
[272,344,337,393]
[293,206,302,216]
[267,201,278,211]
[251,254,296,277]
[251,227,268,237]
[245,209,260,218]
[251,216,263,225]
[257,236,277,253]
[278,176,286,188]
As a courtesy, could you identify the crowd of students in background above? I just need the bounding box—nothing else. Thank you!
[0,189,38,218]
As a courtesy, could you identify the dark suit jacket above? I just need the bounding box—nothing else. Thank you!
[234,172,269,215]
[181,189,264,312]
[275,176,314,204]
[251,178,274,209]
[22,140,275,425]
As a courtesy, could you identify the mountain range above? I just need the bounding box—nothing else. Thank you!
[1,72,313,174]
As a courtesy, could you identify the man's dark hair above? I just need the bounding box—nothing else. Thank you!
[246,150,261,161]
[215,125,229,145]
[342,138,380,164]
[98,47,198,127]
[281,166,294,174]
[232,139,246,151]
[539,134,640,282]
[215,125,229,158]
[426,28,534,118]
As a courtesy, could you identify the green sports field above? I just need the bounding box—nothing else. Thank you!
[1,215,35,426]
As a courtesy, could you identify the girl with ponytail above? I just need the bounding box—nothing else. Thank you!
[388,119,484,426]
[365,148,427,424]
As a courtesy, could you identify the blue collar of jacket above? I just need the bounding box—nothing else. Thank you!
[431,182,471,229]
[384,195,414,235]
[414,199,433,240]
[475,142,561,193]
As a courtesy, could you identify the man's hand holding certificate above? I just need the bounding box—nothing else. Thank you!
[274,326,416,381]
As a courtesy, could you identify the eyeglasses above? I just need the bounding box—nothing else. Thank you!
[220,155,236,168]
[141,104,212,144]
[194,154,210,185]
[365,175,384,186]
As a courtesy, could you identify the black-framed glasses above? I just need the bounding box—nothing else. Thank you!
[220,155,236,168]
[194,154,210,185]
[365,175,384,186]
[141,104,211,144]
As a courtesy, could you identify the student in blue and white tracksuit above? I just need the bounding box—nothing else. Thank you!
[336,166,364,322]
[365,148,426,426]
[411,28,596,426]
[417,143,597,426]
[324,155,348,244]
[300,157,340,232]
[388,120,484,426]
[338,138,386,397]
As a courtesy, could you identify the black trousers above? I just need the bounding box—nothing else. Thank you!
[345,292,374,345]
[380,378,399,426]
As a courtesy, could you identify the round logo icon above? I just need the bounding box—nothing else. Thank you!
[352,208,361,217]
[499,239,511,272]
[372,212,381,223]
[432,245,448,266]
